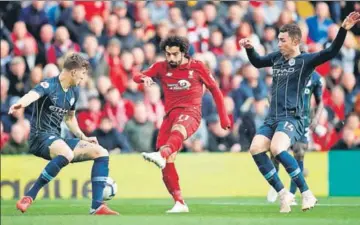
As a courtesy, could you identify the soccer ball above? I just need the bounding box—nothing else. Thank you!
[102,177,117,201]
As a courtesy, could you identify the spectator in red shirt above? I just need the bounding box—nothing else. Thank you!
[75,1,110,22]
[209,30,224,56]
[327,86,346,122]
[188,9,210,53]
[11,21,37,56]
[103,87,134,132]
[38,24,54,61]
[136,7,156,42]
[218,59,234,96]
[78,96,102,136]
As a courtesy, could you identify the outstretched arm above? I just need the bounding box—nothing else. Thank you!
[133,62,160,86]
[64,111,98,144]
[8,91,40,114]
[309,11,360,67]
[239,38,278,68]
[199,64,230,130]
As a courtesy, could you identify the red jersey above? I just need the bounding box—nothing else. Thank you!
[138,59,217,115]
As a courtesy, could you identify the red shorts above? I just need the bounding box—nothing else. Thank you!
[156,108,201,149]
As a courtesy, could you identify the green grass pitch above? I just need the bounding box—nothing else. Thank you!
[2,197,360,225]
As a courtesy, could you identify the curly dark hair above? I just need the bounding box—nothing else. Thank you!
[279,23,302,43]
[63,53,90,71]
[160,36,190,55]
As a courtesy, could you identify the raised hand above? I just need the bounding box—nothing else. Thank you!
[239,38,254,49]
[342,11,360,30]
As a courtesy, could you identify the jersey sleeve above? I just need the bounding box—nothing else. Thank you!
[198,61,217,90]
[133,62,162,83]
[32,80,52,97]
[70,87,80,111]
[307,27,347,67]
[142,62,163,77]
[245,49,279,68]
[313,76,323,104]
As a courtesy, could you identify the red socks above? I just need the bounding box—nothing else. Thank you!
[160,130,185,159]
[162,163,184,204]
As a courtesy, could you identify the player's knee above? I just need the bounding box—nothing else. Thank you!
[95,146,109,158]
[89,145,109,159]
[249,144,266,155]
[62,151,74,162]
[269,143,284,156]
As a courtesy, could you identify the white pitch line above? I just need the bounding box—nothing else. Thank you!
[209,202,360,207]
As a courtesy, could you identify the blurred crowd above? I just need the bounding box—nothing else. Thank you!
[1,1,360,155]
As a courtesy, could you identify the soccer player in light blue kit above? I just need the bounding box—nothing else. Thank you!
[10,54,119,215]
[268,71,324,204]
[239,12,360,213]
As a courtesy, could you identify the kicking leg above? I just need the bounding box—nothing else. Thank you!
[72,140,118,215]
[17,140,73,213]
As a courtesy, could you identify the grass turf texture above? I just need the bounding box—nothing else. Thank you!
[2,197,360,225]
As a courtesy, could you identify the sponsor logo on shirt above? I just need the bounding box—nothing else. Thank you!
[167,79,191,90]
[166,72,173,77]
[49,106,68,116]
[272,67,295,77]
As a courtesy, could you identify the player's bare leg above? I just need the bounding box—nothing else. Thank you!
[72,141,119,215]
[143,124,189,213]
[249,135,291,213]
[17,140,74,213]
[271,132,317,212]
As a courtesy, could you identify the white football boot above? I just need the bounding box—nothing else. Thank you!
[279,190,295,213]
[301,190,317,211]
[267,187,278,203]
[142,152,166,169]
[166,201,189,213]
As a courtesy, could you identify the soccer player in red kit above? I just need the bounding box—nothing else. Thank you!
[133,36,230,213]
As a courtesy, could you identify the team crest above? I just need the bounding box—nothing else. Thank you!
[289,59,295,66]
[166,72,173,77]
[40,82,49,88]
[188,70,194,79]
[70,98,75,106]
